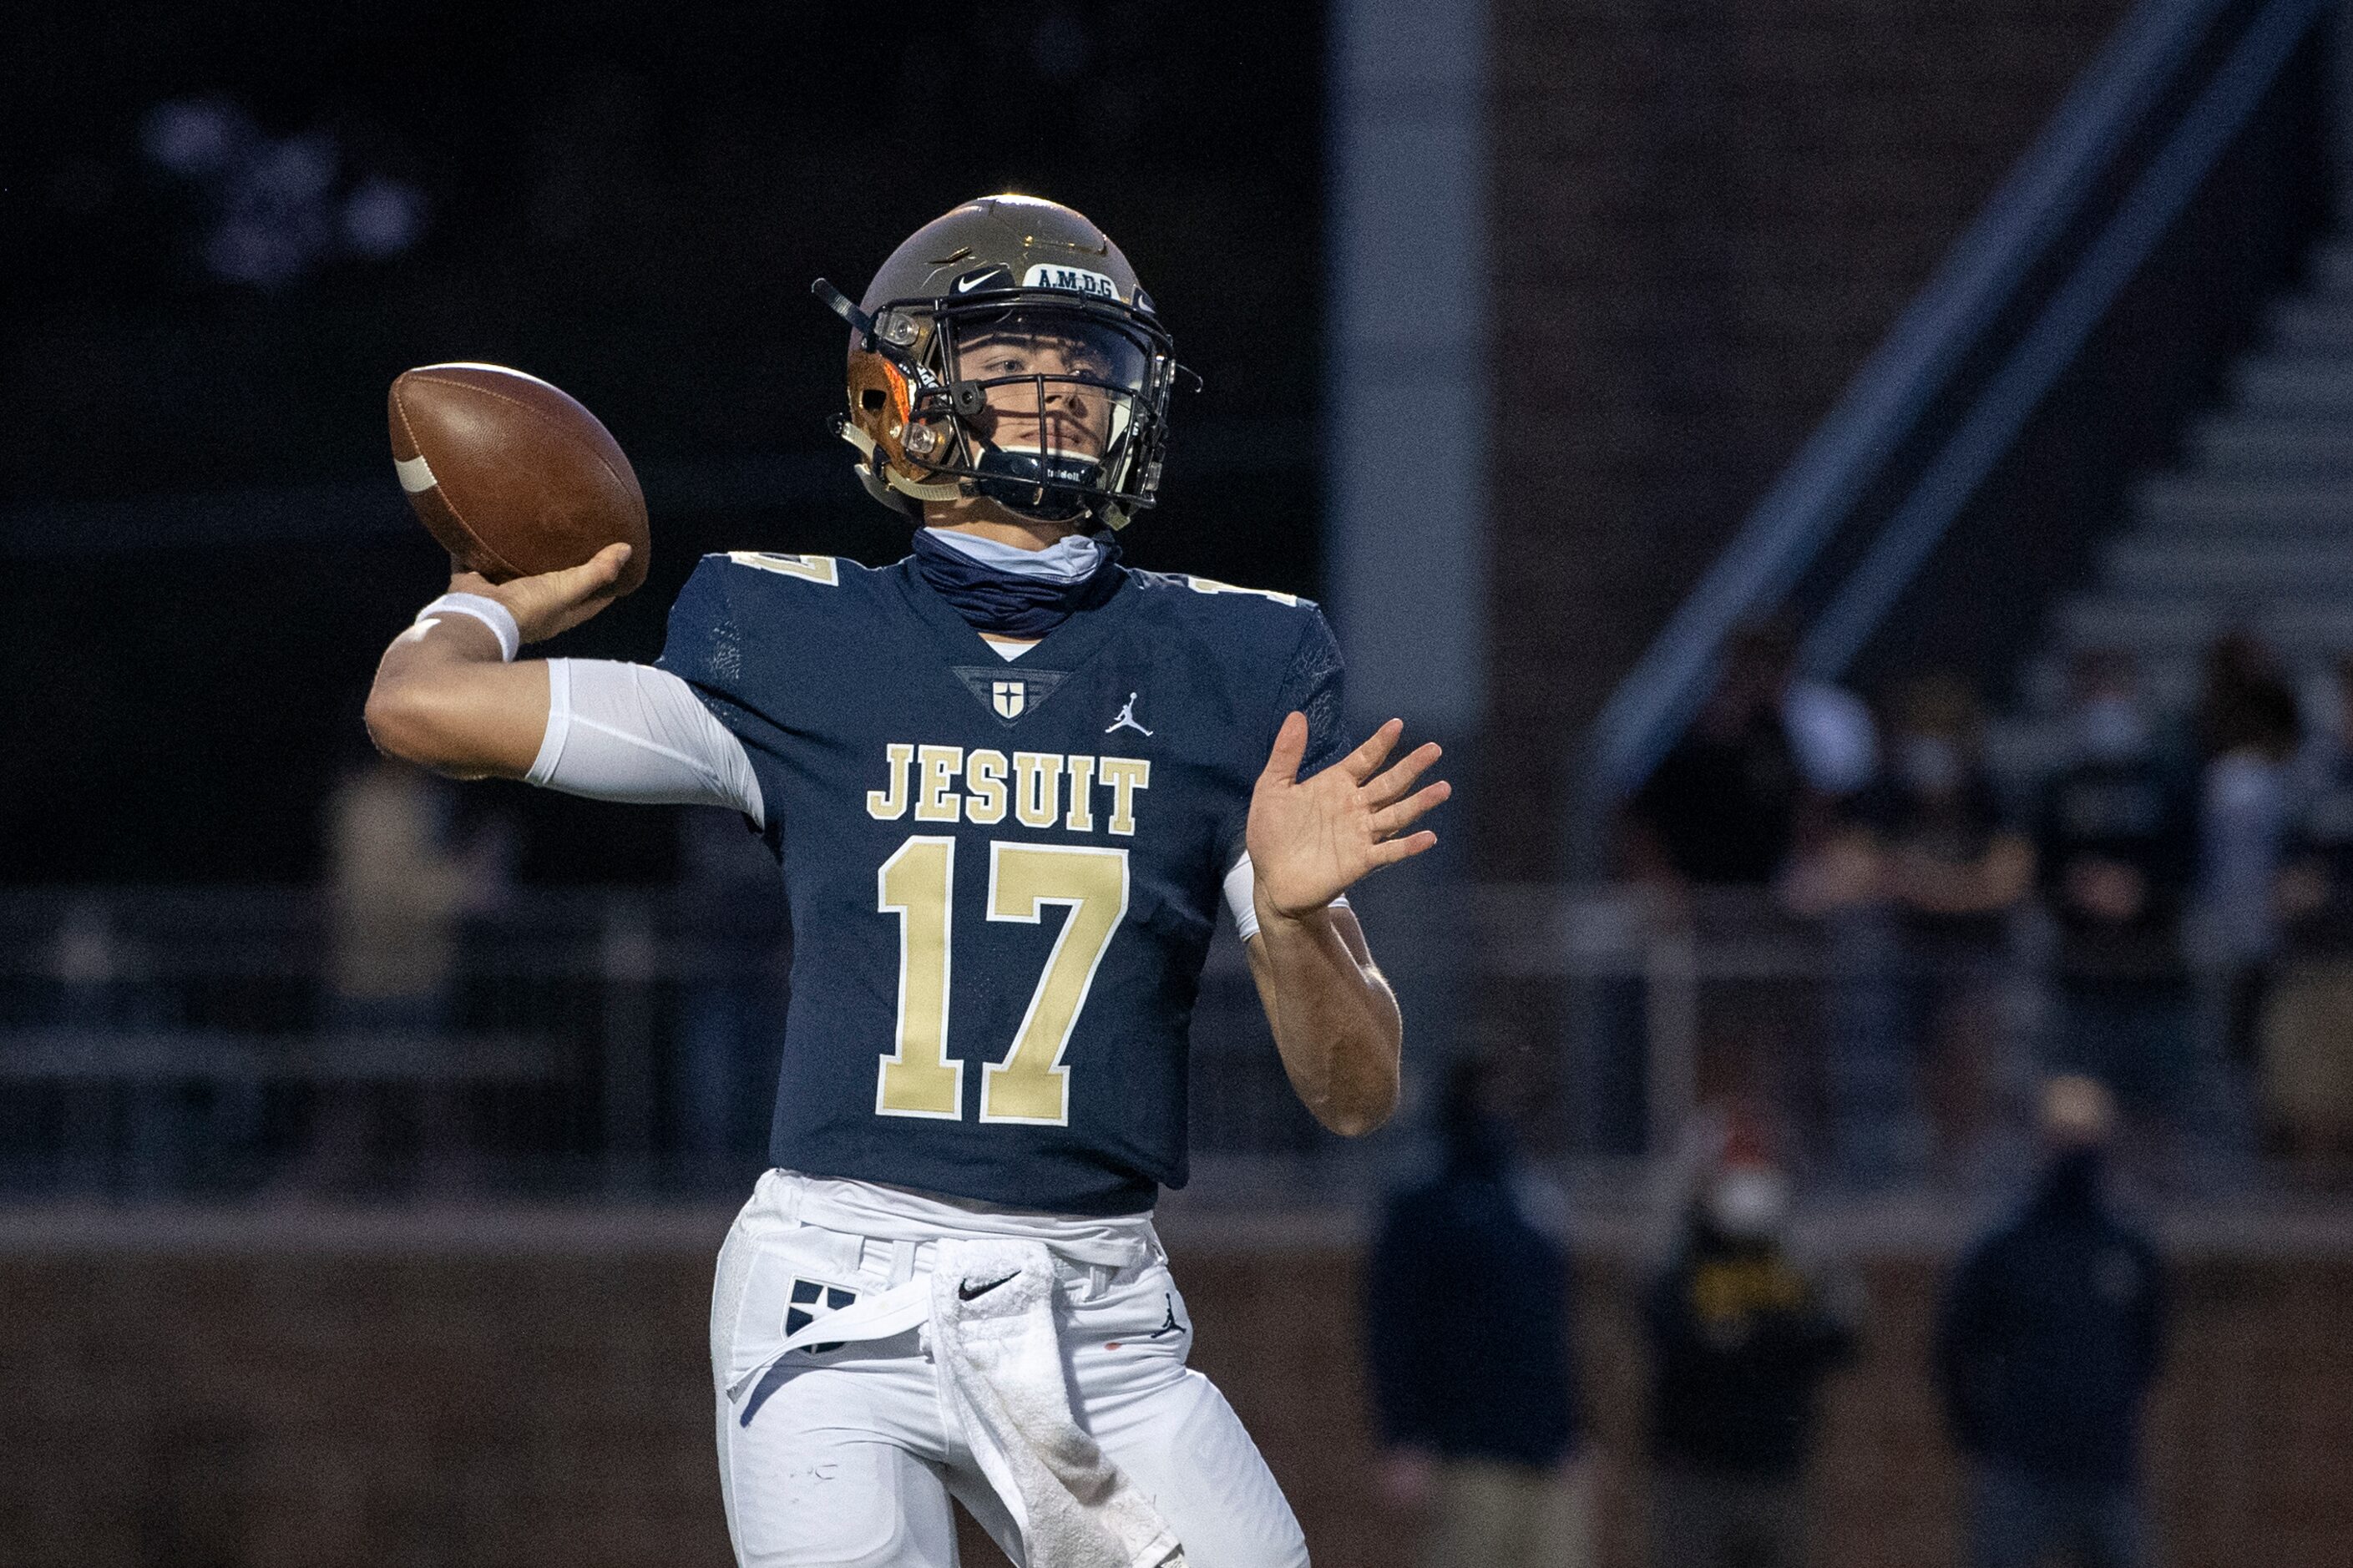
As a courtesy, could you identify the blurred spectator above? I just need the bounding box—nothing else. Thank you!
[2189,633,2300,1072]
[1367,1055,1592,1568]
[323,756,477,1033]
[674,807,787,1183]
[1644,1115,1857,1568]
[1854,674,2036,929]
[1936,1076,2165,1568]
[295,755,503,1193]
[2032,651,2198,1131]
[1817,674,2034,1182]
[43,895,214,1195]
[1621,625,1875,1139]
[2264,655,2353,1181]
[1625,623,1816,892]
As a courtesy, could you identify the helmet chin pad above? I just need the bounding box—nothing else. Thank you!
[971,445,1101,524]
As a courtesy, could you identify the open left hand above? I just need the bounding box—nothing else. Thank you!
[1247,714,1449,921]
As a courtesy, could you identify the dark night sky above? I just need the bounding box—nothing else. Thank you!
[0,1,1328,883]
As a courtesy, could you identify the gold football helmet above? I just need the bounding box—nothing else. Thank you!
[816,195,1186,529]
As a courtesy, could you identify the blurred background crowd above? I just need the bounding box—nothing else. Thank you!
[1618,619,2353,1193]
[7,0,2353,1565]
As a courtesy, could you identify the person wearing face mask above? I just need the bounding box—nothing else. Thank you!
[1819,675,2035,1182]
[1936,1076,2165,1568]
[2032,651,2198,1136]
[1642,1115,1857,1568]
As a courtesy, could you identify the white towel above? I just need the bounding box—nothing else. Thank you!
[931,1238,1182,1568]
[721,1272,932,1401]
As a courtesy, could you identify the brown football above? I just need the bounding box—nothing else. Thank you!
[387,362,650,594]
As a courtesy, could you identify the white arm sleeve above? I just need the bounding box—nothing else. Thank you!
[524,659,765,826]
[1222,852,1348,943]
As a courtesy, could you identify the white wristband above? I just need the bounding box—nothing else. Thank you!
[1222,852,1348,943]
[416,593,521,662]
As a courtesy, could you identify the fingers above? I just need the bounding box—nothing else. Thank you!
[1339,718,1404,782]
[540,546,634,635]
[447,544,629,606]
[1364,741,1444,808]
[1258,711,1308,787]
[1369,780,1452,838]
[488,544,637,644]
[554,543,632,600]
[521,544,630,610]
[1370,829,1440,868]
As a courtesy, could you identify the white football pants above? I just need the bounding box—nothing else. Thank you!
[711,1177,1310,1568]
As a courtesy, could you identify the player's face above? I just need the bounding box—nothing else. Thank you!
[952,313,1142,462]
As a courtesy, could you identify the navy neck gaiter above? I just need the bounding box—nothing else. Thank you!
[908,529,1123,639]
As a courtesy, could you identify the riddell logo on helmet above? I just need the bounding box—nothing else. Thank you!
[1023,264,1119,299]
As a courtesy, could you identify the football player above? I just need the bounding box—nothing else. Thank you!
[364,195,1448,1568]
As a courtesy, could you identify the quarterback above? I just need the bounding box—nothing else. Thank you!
[364,195,1448,1567]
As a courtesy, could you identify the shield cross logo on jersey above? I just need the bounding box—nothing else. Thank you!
[952,665,1070,726]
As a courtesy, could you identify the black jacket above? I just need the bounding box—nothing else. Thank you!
[2033,752,2196,979]
[1645,1222,1856,1477]
[1364,1117,1581,1467]
[1935,1153,2166,1482]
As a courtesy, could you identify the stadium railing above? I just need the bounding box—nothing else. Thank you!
[0,886,1348,1204]
[0,883,2274,1205]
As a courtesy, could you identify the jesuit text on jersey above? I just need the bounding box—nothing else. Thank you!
[864,745,1152,835]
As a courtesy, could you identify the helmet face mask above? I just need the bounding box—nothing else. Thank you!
[918,299,1170,524]
[823,195,1185,530]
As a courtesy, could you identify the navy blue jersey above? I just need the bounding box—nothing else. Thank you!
[657,550,1348,1214]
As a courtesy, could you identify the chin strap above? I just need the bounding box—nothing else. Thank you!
[834,415,963,509]
[837,412,1116,527]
